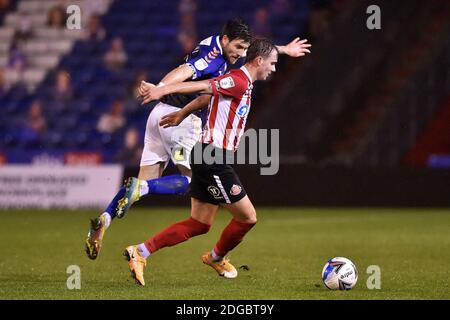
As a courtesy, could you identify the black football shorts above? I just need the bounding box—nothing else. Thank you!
[189,143,247,205]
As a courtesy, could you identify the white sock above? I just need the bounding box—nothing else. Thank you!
[211,249,223,262]
[138,243,151,258]
[139,180,149,197]
[101,212,111,229]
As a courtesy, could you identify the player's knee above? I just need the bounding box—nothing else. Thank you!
[199,223,211,235]
[240,209,257,224]
[247,217,257,225]
[248,207,257,224]
[177,164,192,178]
[138,163,164,180]
[190,223,210,237]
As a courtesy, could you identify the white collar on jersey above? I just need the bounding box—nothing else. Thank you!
[240,66,253,82]
[216,36,223,55]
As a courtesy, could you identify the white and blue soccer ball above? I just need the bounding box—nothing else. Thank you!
[322,257,358,290]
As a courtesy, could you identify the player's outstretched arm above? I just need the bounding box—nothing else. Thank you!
[158,64,195,86]
[159,95,211,128]
[276,37,311,58]
[141,80,212,104]
[138,64,194,98]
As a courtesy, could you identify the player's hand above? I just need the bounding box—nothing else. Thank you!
[140,84,166,104]
[137,81,155,98]
[282,37,311,57]
[159,111,186,128]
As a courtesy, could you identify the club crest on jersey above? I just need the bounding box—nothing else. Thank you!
[194,58,209,71]
[219,77,235,89]
[237,105,249,118]
[207,186,222,199]
[230,184,242,196]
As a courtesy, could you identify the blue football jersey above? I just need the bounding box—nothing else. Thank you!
[160,35,228,117]
[186,35,228,80]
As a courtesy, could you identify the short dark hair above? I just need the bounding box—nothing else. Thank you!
[245,38,278,63]
[220,18,252,43]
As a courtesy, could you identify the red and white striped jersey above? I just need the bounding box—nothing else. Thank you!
[202,66,253,151]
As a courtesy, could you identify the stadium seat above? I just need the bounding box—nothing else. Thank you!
[2,0,310,159]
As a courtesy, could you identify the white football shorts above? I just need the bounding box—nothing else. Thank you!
[140,102,202,170]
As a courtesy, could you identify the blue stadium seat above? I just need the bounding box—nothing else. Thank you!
[2,0,307,162]
[42,131,64,149]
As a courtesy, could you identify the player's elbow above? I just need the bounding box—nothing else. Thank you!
[181,64,195,77]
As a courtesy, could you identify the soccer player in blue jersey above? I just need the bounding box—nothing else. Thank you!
[85,18,311,260]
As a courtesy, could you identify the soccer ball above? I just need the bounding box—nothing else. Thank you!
[322,257,358,290]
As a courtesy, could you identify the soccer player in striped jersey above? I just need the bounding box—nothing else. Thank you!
[85,18,311,261]
[123,38,279,285]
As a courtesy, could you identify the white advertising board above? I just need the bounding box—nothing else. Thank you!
[0,165,123,209]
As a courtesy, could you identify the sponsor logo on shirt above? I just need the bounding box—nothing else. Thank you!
[237,105,249,118]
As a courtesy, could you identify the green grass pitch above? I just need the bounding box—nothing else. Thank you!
[0,207,449,300]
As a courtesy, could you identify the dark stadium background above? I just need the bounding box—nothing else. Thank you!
[1,0,449,209]
[0,0,449,302]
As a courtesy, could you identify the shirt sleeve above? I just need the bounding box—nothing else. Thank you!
[185,45,224,80]
[208,73,248,99]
